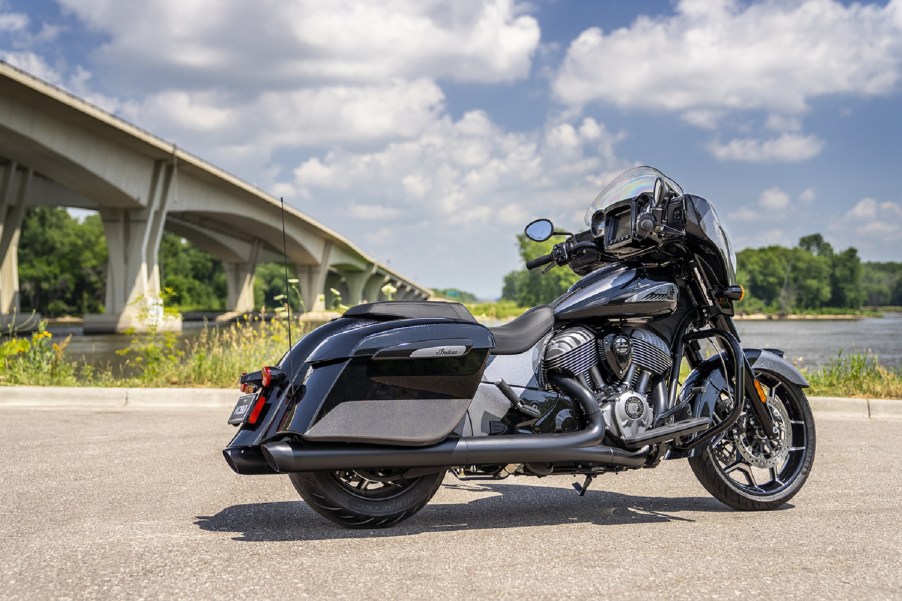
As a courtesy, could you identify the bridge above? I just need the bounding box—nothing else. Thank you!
[0,62,430,332]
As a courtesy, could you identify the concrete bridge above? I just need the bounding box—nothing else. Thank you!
[0,62,430,332]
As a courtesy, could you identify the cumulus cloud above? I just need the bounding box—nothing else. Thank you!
[708,133,824,162]
[57,0,540,91]
[290,111,627,292]
[294,112,624,221]
[828,197,902,257]
[730,186,793,222]
[553,0,902,114]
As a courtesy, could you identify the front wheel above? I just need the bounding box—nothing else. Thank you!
[290,468,446,528]
[689,368,816,510]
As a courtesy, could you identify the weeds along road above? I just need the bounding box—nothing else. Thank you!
[1,406,899,600]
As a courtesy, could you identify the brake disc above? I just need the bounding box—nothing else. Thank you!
[735,398,792,469]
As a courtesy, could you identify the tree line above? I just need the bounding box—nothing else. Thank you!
[501,232,901,313]
[14,207,290,317]
[12,207,902,316]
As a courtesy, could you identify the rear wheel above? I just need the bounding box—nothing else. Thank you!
[290,468,446,528]
[689,368,816,510]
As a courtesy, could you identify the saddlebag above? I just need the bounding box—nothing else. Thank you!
[281,303,494,446]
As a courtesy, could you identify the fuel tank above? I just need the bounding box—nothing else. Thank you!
[552,264,678,321]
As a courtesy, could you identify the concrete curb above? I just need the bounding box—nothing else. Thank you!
[0,387,899,419]
[0,386,235,409]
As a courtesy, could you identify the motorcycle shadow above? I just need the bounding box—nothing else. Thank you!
[196,481,765,542]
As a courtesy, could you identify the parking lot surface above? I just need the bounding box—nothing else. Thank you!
[1,407,899,600]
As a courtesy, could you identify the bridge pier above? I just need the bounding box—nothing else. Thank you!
[223,240,261,315]
[0,163,29,320]
[84,161,181,334]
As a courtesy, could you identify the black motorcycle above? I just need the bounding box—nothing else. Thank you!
[223,166,816,528]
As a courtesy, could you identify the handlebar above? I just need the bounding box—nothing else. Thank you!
[526,253,555,270]
[525,238,603,271]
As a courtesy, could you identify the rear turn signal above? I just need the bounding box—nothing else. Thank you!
[247,395,267,425]
[262,366,272,387]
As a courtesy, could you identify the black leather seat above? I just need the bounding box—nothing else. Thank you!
[489,305,554,355]
[344,301,477,322]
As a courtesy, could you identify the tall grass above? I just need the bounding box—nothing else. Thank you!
[1,319,900,399]
[804,351,902,399]
[0,316,310,388]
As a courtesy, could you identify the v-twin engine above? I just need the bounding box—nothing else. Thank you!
[543,325,672,440]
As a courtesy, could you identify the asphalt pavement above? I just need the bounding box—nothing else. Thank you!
[1,407,900,600]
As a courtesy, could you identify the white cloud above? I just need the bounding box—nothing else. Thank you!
[708,133,824,162]
[121,79,445,152]
[290,111,628,293]
[828,197,902,255]
[730,186,792,222]
[759,187,790,211]
[0,11,27,32]
[553,0,902,114]
[57,0,540,90]
[799,188,816,204]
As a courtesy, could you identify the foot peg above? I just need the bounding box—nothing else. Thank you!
[495,379,542,418]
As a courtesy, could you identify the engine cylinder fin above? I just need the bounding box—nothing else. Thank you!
[629,329,672,376]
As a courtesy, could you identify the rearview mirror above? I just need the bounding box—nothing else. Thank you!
[524,219,554,242]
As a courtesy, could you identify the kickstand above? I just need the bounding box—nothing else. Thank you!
[572,475,595,496]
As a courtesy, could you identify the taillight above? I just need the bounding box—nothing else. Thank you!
[261,366,272,387]
[247,395,267,425]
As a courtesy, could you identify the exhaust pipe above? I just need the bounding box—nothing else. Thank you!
[260,374,651,473]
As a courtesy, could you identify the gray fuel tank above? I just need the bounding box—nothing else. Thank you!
[552,265,678,321]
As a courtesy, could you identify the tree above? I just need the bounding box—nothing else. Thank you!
[501,234,580,306]
[18,207,107,316]
[159,234,227,310]
[829,247,863,309]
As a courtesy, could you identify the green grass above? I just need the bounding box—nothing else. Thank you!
[803,351,902,399]
[0,317,310,388]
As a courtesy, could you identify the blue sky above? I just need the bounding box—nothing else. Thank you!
[2,0,901,298]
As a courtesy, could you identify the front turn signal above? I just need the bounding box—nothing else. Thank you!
[753,379,767,404]
[722,285,745,302]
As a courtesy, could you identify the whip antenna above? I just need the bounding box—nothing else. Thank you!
[280,197,293,367]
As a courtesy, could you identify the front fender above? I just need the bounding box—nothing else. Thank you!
[666,347,806,459]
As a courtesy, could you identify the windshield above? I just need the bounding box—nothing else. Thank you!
[584,166,683,226]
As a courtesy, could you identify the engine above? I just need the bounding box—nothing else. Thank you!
[542,325,672,441]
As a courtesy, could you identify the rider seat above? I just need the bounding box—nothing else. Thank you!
[344,301,555,356]
[488,305,554,355]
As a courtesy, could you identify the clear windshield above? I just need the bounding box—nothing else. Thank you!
[584,166,683,226]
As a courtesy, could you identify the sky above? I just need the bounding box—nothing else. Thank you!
[1,0,901,298]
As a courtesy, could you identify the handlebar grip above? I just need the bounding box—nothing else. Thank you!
[526,253,555,270]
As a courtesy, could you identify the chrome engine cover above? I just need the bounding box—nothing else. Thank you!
[604,389,653,439]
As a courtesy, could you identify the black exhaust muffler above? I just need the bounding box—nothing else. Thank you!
[260,374,651,473]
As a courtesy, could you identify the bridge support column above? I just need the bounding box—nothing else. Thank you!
[84,160,180,333]
[298,241,332,313]
[0,163,30,325]
[224,240,261,315]
[343,272,369,307]
[363,273,387,303]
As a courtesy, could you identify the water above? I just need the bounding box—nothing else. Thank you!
[735,312,902,370]
[36,312,902,373]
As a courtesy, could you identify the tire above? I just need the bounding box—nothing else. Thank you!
[688,367,816,511]
[289,468,446,528]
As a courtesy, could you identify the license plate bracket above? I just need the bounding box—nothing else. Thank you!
[228,393,258,425]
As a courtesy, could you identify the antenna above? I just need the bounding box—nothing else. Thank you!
[280,197,294,383]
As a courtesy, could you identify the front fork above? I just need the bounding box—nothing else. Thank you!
[674,327,777,453]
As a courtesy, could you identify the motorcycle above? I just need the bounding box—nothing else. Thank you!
[223,166,816,528]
